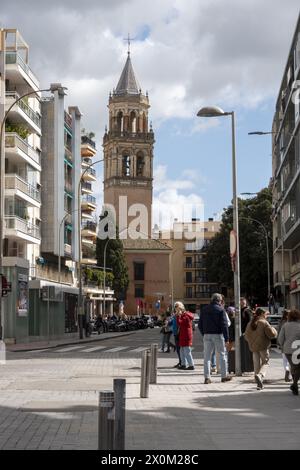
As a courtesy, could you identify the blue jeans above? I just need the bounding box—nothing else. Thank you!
[180,346,194,367]
[203,334,228,379]
[211,349,216,368]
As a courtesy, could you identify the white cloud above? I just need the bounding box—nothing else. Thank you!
[3,0,299,136]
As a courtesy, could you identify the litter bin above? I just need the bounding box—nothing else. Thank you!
[228,336,254,373]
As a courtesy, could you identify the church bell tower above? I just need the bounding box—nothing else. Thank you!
[103,50,154,236]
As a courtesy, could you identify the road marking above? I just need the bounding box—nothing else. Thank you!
[130,347,148,353]
[102,346,129,353]
[81,346,107,353]
[55,346,86,353]
[26,349,50,353]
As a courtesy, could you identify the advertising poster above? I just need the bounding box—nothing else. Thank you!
[17,273,28,317]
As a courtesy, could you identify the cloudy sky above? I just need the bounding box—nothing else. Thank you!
[2,0,300,226]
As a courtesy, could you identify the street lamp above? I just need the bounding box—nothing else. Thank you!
[197,106,242,375]
[0,84,67,341]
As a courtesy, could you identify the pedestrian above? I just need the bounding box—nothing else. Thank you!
[240,297,253,333]
[175,302,195,370]
[170,309,181,368]
[199,293,232,384]
[244,308,277,390]
[278,309,300,395]
[277,309,291,382]
[160,315,175,353]
[227,306,235,350]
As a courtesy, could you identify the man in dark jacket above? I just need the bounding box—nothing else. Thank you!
[199,293,232,384]
[240,297,252,334]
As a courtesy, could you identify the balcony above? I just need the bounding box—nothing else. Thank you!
[82,166,96,182]
[81,221,97,237]
[5,133,41,170]
[30,264,73,285]
[82,157,93,168]
[64,111,72,131]
[5,51,39,92]
[81,194,96,209]
[5,174,41,206]
[4,216,40,244]
[104,131,154,143]
[81,135,96,149]
[81,182,92,194]
[5,92,41,133]
[64,179,73,195]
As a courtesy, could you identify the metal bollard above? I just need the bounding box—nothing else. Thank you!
[98,390,115,450]
[140,349,151,398]
[150,343,158,384]
[113,379,126,450]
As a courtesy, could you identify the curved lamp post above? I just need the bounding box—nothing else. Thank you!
[197,106,241,376]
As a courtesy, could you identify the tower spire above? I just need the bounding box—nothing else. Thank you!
[124,33,131,56]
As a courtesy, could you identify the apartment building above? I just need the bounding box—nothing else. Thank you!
[272,14,300,308]
[167,219,223,313]
[80,134,115,318]
[28,92,82,338]
[1,29,42,342]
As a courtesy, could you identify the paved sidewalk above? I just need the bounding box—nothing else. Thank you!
[0,344,299,450]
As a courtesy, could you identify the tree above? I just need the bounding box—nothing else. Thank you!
[96,213,129,302]
[206,187,273,305]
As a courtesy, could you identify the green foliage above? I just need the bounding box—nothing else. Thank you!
[96,220,129,301]
[83,267,114,287]
[206,187,273,304]
[5,121,30,140]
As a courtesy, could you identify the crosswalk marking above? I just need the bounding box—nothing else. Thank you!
[55,345,85,353]
[102,346,128,353]
[27,349,51,353]
[81,345,107,353]
[130,347,148,353]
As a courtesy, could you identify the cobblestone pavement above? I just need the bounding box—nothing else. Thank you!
[0,329,299,450]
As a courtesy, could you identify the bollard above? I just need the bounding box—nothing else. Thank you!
[140,349,151,398]
[150,343,158,384]
[113,379,126,450]
[98,390,115,450]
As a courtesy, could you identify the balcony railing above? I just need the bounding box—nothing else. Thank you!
[5,174,40,202]
[106,131,154,141]
[6,92,41,127]
[82,167,96,177]
[5,216,40,239]
[5,51,39,87]
[5,132,41,165]
[82,182,92,192]
[82,194,96,205]
[82,221,97,232]
[81,135,96,149]
[30,265,73,284]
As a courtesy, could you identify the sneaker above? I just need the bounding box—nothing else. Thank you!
[285,371,291,382]
[173,363,181,368]
[290,383,299,395]
[186,366,195,370]
[221,376,233,383]
[211,367,217,373]
[204,378,212,384]
[255,374,263,389]
[178,365,187,370]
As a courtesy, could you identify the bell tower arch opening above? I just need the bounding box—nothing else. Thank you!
[130,110,137,133]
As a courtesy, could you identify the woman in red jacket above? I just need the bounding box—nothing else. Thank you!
[175,301,195,370]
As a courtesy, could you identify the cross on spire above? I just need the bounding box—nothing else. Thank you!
[124,33,133,56]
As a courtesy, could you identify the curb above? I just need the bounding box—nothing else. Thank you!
[7,331,136,353]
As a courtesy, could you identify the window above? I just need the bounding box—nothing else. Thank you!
[122,155,130,176]
[186,272,192,283]
[186,287,193,298]
[134,262,145,281]
[135,285,144,298]
[186,256,192,268]
[136,154,145,177]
